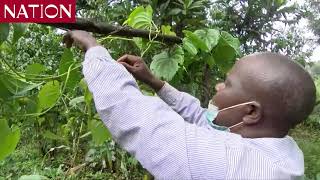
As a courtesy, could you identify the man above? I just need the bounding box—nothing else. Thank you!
[64,30,316,179]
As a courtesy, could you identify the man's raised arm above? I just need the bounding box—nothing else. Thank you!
[118,55,208,127]
[64,31,192,178]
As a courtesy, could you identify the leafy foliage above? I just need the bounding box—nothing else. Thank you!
[0,1,319,179]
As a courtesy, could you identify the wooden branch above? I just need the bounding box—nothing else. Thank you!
[43,18,182,44]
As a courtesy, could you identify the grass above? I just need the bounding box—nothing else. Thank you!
[0,124,319,179]
[290,124,320,179]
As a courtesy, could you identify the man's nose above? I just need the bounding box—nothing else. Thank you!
[215,82,225,92]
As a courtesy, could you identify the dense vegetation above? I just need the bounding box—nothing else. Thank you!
[0,0,319,179]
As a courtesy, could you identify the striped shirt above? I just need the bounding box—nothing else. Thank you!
[83,46,304,180]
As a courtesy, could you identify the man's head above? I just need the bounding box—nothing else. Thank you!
[212,52,316,138]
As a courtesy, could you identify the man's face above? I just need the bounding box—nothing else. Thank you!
[211,60,250,128]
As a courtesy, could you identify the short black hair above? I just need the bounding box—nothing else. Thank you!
[252,52,316,128]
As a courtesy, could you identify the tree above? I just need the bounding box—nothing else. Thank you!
[0,0,319,179]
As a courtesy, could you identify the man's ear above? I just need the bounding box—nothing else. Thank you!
[242,101,262,125]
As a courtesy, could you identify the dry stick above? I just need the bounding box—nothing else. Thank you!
[42,18,182,44]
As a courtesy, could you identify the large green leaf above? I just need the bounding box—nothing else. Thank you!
[0,76,12,99]
[219,31,241,56]
[124,5,153,29]
[0,74,41,98]
[213,45,236,73]
[12,23,26,44]
[150,46,184,81]
[182,38,198,55]
[212,31,240,72]
[0,119,20,160]
[59,49,81,91]
[37,81,60,112]
[88,120,111,145]
[183,30,208,52]
[0,23,10,45]
[59,49,74,75]
[25,63,46,78]
[194,29,220,52]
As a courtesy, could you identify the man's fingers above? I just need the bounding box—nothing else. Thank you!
[119,62,134,72]
[117,54,129,63]
[117,54,140,65]
[63,31,74,48]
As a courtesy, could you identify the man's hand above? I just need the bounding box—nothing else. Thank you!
[117,55,165,91]
[63,30,98,51]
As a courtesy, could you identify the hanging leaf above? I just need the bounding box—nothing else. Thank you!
[59,49,74,75]
[183,38,198,55]
[0,119,20,160]
[194,29,220,52]
[0,76,12,100]
[212,45,236,73]
[59,49,81,91]
[183,30,208,52]
[37,81,60,112]
[12,23,27,44]
[69,96,85,107]
[0,23,10,45]
[133,37,148,53]
[124,5,153,29]
[88,120,112,145]
[25,63,46,78]
[150,46,184,81]
[219,31,241,56]
[211,31,240,73]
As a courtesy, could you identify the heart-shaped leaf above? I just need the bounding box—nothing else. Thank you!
[194,29,220,52]
[150,46,184,81]
[183,38,198,55]
[183,30,208,52]
[219,31,241,56]
[25,63,46,78]
[37,81,60,112]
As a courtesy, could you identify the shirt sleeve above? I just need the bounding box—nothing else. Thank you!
[157,82,208,127]
[82,46,192,179]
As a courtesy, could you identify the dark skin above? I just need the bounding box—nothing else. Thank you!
[118,54,288,138]
[63,30,298,139]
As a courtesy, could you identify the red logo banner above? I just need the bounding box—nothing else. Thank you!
[0,0,76,23]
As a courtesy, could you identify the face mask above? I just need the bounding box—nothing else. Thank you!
[206,100,256,132]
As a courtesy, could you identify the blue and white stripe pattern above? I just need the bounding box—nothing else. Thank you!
[83,46,304,180]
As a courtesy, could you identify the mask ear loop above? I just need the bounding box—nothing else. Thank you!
[218,101,257,131]
[218,101,257,113]
[229,121,244,130]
